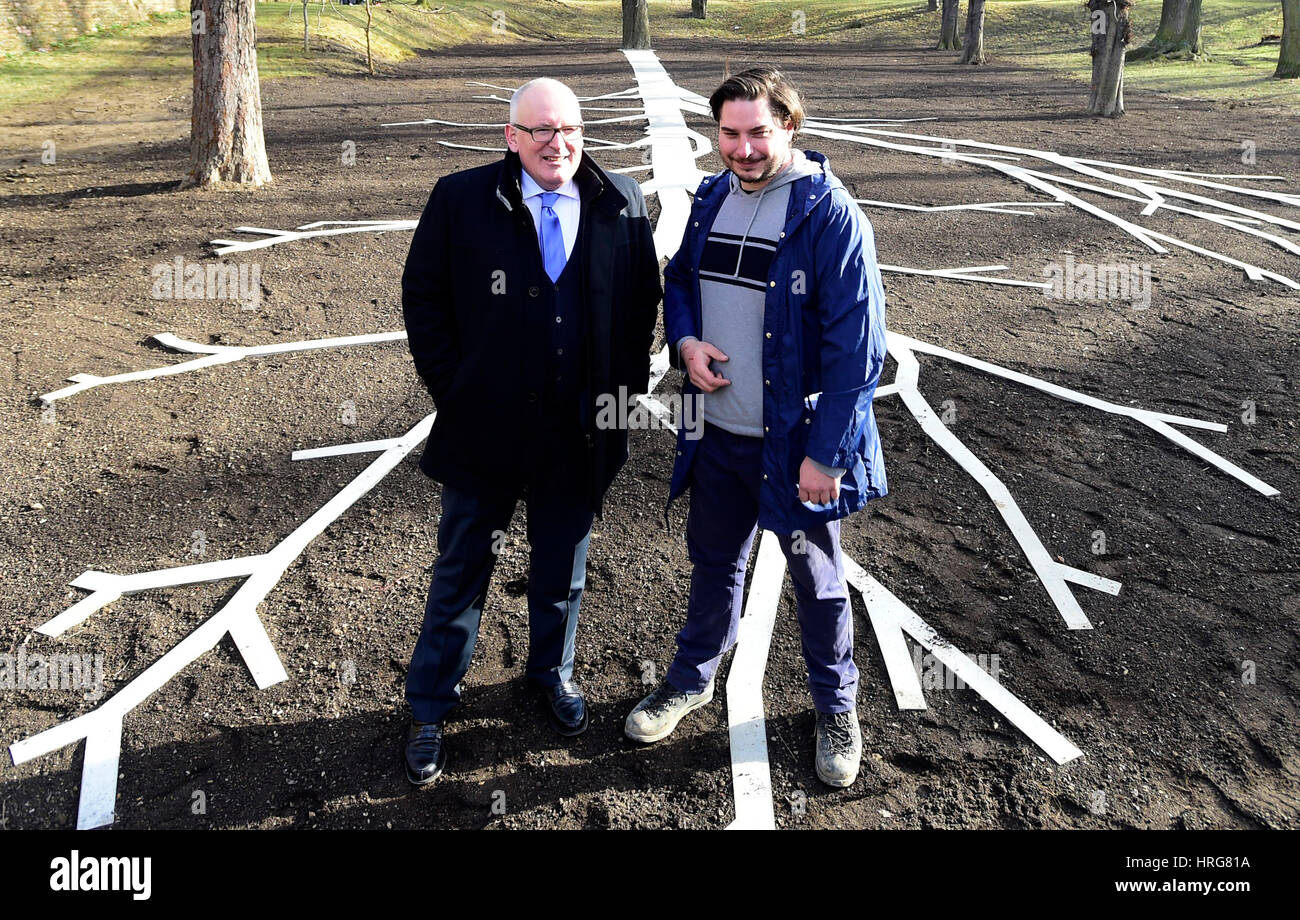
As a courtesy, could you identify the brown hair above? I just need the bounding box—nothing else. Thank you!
[708,67,805,133]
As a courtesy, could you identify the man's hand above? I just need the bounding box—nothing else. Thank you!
[798,456,841,506]
[680,339,731,393]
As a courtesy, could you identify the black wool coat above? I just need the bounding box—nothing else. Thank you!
[402,150,662,513]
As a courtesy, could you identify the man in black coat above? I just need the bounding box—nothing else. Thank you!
[400,78,661,785]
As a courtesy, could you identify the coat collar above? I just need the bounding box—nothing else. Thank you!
[494,150,627,217]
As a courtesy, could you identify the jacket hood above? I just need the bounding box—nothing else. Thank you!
[725,148,823,195]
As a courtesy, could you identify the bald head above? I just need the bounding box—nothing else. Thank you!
[509,78,581,124]
[505,78,585,191]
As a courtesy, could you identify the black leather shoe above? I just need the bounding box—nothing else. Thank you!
[538,680,588,737]
[405,721,446,786]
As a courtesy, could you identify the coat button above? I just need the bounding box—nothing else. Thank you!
[768,281,775,288]
[528,286,539,297]
[528,392,538,403]
[780,231,785,238]
[805,417,811,424]
[762,473,768,481]
[693,221,699,227]
[764,379,771,386]
[765,332,772,339]
[764,426,770,433]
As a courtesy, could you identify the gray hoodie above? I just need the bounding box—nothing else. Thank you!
[676,151,840,475]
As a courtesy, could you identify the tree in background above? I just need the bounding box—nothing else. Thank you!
[692,0,708,19]
[365,0,374,75]
[1279,0,1300,78]
[182,0,272,188]
[1087,0,1132,116]
[938,0,962,50]
[959,0,986,63]
[623,0,650,49]
[1131,0,1204,61]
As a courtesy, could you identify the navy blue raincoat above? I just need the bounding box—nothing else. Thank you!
[663,150,888,535]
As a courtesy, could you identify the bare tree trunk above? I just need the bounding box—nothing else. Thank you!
[1132,0,1204,60]
[365,0,373,75]
[301,0,309,52]
[928,0,938,11]
[938,0,962,50]
[1278,0,1300,78]
[691,0,707,19]
[958,0,986,64]
[622,0,650,49]
[183,0,273,188]
[1087,0,1132,117]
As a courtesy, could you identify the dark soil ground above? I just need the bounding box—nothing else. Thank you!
[1,41,1297,830]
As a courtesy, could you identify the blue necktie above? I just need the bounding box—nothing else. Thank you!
[539,191,566,283]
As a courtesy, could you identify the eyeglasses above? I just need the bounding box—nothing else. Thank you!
[510,123,584,143]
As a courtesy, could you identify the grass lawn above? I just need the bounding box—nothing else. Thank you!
[0,1,1293,113]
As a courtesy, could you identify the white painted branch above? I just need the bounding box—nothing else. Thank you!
[887,339,1099,630]
[893,331,1279,496]
[855,197,1066,216]
[843,557,1084,765]
[622,50,714,261]
[880,264,1052,290]
[859,577,927,711]
[10,414,435,828]
[725,531,784,830]
[211,219,416,255]
[41,332,407,405]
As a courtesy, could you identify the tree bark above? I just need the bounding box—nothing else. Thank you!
[1087,0,1132,117]
[182,0,273,188]
[958,0,986,64]
[938,0,962,50]
[622,0,650,49]
[691,0,707,19]
[301,0,309,52]
[1131,0,1204,60]
[928,0,938,11]
[1278,0,1300,78]
[365,0,373,75]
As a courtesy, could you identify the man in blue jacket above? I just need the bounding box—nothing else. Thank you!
[402,78,661,785]
[624,67,887,788]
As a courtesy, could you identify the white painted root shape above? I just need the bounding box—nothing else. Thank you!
[725,532,785,830]
[10,414,435,829]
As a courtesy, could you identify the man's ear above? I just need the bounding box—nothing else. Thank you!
[504,125,519,152]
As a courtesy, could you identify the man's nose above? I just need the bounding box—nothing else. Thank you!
[547,130,567,151]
